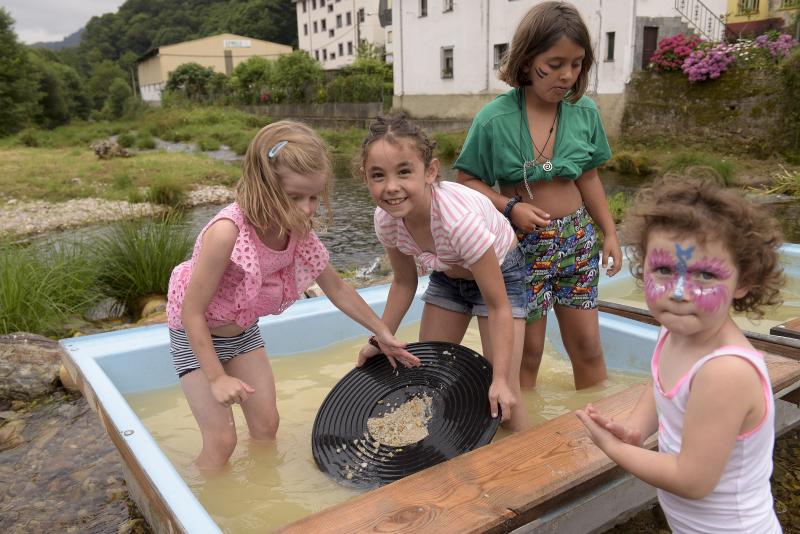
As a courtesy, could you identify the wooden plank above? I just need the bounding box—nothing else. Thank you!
[278,355,800,534]
[770,318,800,341]
[599,301,800,361]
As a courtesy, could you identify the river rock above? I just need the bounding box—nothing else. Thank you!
[0,333,63,401]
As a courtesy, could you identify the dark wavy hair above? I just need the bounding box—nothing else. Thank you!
[498,1,594,103]
[621,175,784,318]
[360,113,438,176]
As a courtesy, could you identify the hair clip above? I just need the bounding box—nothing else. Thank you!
[267,140,289,159]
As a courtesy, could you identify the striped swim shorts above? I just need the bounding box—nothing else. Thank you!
[169,324,265,378]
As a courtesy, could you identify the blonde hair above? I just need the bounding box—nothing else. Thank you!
[622,176,784,318]
[236,120,332,237]
[498,1,594,103]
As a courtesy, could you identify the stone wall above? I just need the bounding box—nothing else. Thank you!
[621,68,794,157]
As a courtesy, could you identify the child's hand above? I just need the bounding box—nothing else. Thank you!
[601,234,623,277]
[373,333,421,368]
[210,374,255,407]
[510,202,551,233]
[488,378,516,421]
[576,403,641,452]
[356,343,381,367]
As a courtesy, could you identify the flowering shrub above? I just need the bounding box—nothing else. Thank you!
[649,34,702,72]
[682,43,736,82]
[753,33,799,60]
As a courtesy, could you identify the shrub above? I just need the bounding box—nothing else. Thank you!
[136,133,156,149]
[198,138,221,151]
[649,34,702,72]
[607,192,628,224]
[606,151,654,176]
[117,132,136,148]
[681,43,736,82]
[664,151,735,185]
[433,131,465,163]
[92,215,193,317]
[0,241,99,336]
[753,33,799,60]
[146,177,187,207]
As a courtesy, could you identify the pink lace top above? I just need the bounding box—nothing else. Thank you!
[167,203,329,329]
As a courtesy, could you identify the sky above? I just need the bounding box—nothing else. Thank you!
[4,0,126,44]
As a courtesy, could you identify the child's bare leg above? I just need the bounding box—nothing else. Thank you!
[520,318,547,389]
[418,303,471,343]
[224,348,280,441]
[180,370,238,470]
[553,306,607,389]
[478,316,530,431]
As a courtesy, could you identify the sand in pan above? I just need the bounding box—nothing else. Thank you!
[367,394,433,447]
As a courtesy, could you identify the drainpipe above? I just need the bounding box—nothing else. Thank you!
[593,0,602,93]
[626,0,637,84]
[485,0,490,92]
[397,0,404,99]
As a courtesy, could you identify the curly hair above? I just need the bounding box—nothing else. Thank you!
[360,113,438,177]
[621,175,784,318]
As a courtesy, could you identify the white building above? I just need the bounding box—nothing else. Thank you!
[295,0,392,70]
[392,0,726,136]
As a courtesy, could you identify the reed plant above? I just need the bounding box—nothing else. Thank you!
[92,214,193,317]
[664,151,736,185]
[433,131,467,163]
[0,241,99,336]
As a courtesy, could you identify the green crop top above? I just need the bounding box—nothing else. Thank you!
[454,88,611,186]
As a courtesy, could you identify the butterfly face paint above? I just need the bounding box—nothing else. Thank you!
[644,245,735,314]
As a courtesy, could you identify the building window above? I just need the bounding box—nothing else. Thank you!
[320,0,325,6]
[420,0,428,17]
[321,19,327,30]
[346,11,352,25]
[315,50,319,60]
[336,14,342,27]
[328,4,333,12]
[313,21,318,32]
[302,0,307,13]
[312,0,317,9]
[441,46,453,78]
[493,43,508,69]
[443,0,453,12]
[606,31,615,61]
[358,8,365,23]
[338,42,344,56]
[323,49,327,60]
[331,52,336,60]
[304,23,308,35]
[348,41,353,55]
[329,29,335,37]
[737,0,759,13]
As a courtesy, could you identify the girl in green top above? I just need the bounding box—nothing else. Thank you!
[455,1,622,391]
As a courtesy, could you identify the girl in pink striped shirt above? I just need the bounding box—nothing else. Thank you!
[357,115,531,431]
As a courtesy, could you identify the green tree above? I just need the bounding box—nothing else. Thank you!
[87,60,128,110]
[0,8,40,135]
[165,62,217,101]
[102,78,132,119]
[229,56,273,104]
[272,50,323,103]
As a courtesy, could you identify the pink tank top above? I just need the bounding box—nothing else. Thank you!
[166,203,329,329]
[652,329,781,534]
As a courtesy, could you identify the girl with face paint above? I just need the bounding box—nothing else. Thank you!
[455,1,621,392]
[577,176,785,533]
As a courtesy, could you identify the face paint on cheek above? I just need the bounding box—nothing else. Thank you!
[644,272,671,304]
[688,283,731,313]
[535,67,549,79]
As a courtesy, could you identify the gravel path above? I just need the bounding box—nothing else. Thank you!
[0,186,234,240]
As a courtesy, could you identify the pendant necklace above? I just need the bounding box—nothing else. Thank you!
[518,88,560,200]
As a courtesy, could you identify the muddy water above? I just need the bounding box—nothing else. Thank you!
[126,320,646,533]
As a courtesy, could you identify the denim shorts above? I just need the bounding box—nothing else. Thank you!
[169,323,265,378]
[421,246,527,319]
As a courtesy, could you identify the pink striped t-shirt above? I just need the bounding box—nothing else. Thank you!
[373,181,516,271]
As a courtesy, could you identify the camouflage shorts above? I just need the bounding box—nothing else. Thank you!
[517,206,600,322]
